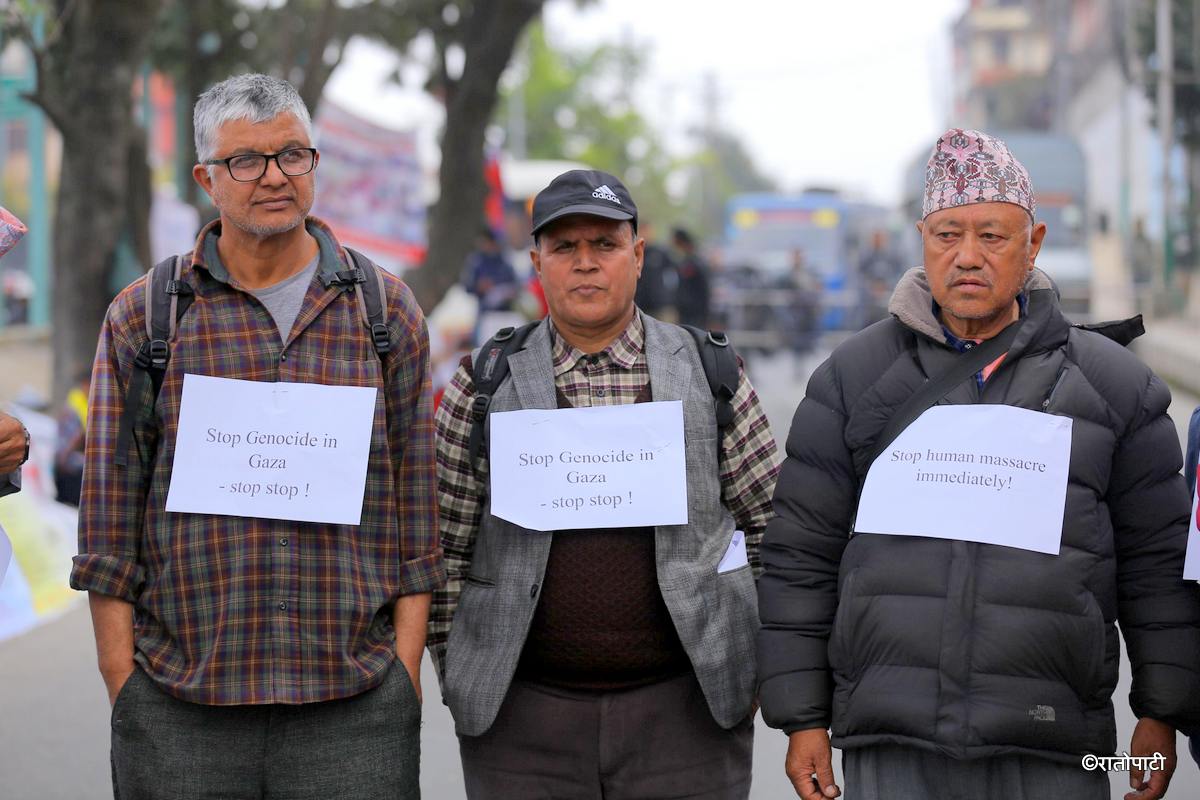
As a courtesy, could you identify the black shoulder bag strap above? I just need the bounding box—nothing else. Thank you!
[344,247,391,356]
[862,319,1024,473]
[467,321,539,471]
[681,325,740,431]
[115,256,194,466]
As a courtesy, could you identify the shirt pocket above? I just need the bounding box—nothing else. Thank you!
[281,354,383,389]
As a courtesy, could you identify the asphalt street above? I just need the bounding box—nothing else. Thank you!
[1,345,1198,799]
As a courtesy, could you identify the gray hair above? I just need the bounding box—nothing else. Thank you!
[194,74,313,162]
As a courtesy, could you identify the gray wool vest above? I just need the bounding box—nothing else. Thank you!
[442,314,759,737]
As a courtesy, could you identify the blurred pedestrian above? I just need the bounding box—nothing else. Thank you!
[462,227,519,344]
[758,128,1200,800]
[53,369,89,506]
[778,248,821,359]
[71,74,442,800]
[0,206,31,495]
[672,227,711,328]
[855,230,902,327]
[636,221,677,320]
[430,169,779,800]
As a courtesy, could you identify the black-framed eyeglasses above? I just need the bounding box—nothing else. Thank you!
[205,147,317,182]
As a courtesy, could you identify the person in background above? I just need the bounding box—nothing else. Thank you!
[855,230,902,327]
[53,370,90,506]
[672,227,712,328]
[0,206,32,493]
[462,227,519,344]
[636,221,677,320]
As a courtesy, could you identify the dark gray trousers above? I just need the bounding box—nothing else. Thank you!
[458,672,754,800]
[843,744,1109,800]
[110,663,421,800]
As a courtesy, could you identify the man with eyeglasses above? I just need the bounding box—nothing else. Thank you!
[71,73,444,799]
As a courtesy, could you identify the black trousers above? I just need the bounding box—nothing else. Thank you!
[843,744,1110,800]
[110,663,421,800]
[459,672,754,800]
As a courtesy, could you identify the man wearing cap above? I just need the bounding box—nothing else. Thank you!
[429,169,780,799]
[757,129,1200,800]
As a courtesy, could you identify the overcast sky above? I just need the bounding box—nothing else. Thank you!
[326,0,966,206]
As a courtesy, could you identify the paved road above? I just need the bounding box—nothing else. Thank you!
[2,345,1198,799]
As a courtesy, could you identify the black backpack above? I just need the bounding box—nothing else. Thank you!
[114,248,391,467]
[466,321,740,470]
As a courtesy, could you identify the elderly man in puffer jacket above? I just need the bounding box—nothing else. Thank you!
[757,129,1200,800]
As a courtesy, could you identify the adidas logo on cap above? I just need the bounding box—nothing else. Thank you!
[591,185,621,204]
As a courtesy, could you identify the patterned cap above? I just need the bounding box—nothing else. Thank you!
[923,129,1035,219]
[0,206,27,259]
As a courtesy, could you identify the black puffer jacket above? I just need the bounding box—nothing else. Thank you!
[757,267,1200,762]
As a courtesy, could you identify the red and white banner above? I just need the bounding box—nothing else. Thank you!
[313,100,426,272]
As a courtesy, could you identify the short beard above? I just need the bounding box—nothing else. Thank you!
[211,182,311,239]
[236,214,306,237]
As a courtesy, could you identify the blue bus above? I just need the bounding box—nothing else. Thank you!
[720,191,894,335]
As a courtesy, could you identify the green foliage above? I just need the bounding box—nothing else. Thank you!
[500,22,678,226]
[151,0,427,112]
[498,21,774,241]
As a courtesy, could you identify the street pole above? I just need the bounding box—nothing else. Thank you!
[1156,0,1175,310]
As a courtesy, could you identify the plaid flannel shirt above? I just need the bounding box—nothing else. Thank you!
[71,218,445,705]
[427,312,779,671]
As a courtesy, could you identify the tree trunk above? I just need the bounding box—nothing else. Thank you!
[27,0,162,402]
[295,0,341,113]
[406,0,543,313]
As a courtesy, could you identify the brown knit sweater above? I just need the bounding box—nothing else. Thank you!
[514,384,691,690]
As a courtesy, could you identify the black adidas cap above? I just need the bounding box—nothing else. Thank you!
[530,169,638,237]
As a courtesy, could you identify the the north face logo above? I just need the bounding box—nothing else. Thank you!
[1027,705,1056,722]
[592,185,621,204]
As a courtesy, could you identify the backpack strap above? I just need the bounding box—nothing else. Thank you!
[681,325,740,431]
[115,256,194,466]
[862,318,1024,475]
[467,321,540,470]
[344,247,391,355]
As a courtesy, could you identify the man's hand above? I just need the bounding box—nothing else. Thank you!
[102,665,136,708]
[0,412,27,473]
[786,728,840,799]
[87,592,135,707]
[396,646,423,705]
[1125,717,1177,800]
[394,592,431,705]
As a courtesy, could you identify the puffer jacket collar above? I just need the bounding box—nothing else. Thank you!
[887,266,1059,346]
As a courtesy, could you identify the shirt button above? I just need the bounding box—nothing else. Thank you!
[278,601,288,611]
[279,537,289,547]
[530,583,539,598]
[280,352,288,362]
[595,388,606,397]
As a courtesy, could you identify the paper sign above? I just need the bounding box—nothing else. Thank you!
[1184,465,1200,580]
[856,404,1073,555]
[489,401,687,532]
[718,530,748,573]
[0,525,11,586]
[166,374,377,525]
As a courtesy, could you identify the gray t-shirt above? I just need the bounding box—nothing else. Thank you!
[251,254,319,343]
